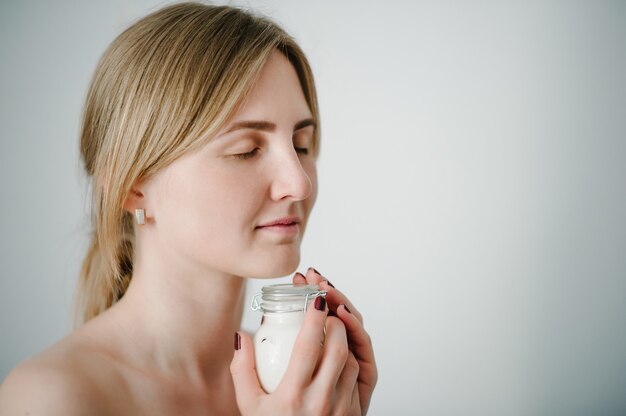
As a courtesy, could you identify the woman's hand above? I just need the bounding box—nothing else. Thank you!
[230,290,361,415]
[294,268,378,415]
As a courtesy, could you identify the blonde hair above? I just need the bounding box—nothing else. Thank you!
[76,2,320,324]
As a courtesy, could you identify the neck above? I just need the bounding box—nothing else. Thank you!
[103,242,246,388]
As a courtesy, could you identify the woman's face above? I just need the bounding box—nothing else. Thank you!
[141,50,318,279]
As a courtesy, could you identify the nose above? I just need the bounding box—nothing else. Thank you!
[269,146,313,202]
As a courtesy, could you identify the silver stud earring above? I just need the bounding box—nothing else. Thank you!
[135,208,145,225]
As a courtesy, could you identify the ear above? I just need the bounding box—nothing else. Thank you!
[123,181,146,215]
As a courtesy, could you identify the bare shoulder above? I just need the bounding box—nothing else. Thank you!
[0,334,122,416]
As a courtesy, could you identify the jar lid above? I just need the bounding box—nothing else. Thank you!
[251,283,327,313]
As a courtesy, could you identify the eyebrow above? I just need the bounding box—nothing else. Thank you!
[219,118,316,137]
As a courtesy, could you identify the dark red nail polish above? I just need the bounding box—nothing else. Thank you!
[342,304,351,314]
[328,309,337,317]
[314,296,326,311]
[325,279,335,288]
[295,272,306,280]
[234,332,241,350]
[309,267,321,276]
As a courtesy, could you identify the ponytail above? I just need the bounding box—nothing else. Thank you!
[74,211,134,325]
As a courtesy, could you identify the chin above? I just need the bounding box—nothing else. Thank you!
[247,251,301,279]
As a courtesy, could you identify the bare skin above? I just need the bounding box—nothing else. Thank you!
[0,298,242,415]
[0,50,376,415]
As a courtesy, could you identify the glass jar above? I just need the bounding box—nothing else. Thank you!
[251,283,327,393]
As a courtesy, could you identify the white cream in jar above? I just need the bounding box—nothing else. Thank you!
[251,283,327,393]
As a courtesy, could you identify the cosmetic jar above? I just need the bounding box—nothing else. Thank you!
[251,283,327,393]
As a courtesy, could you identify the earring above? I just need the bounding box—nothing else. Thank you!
[135,208,145,225]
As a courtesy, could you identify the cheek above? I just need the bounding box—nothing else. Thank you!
[164,165,263,240]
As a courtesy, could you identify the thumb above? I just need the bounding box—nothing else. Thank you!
[230,331,264,412]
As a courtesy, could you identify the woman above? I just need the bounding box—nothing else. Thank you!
[0,2,377,414]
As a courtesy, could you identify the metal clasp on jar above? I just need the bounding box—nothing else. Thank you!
[251,289,327,315]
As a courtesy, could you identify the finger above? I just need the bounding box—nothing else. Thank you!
[350,379,361,415]
[230,332,264,413]
[293,272,306,285]
[306,268,360,320]
[277,295,327,390]
[305,267,325,285]
[333,350,360,413]
[311,317,349,392]
[337,305,378,413]
[318,280,362,324]
[337,305,376,371]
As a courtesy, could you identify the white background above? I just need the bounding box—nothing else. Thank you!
[1,1,625,414]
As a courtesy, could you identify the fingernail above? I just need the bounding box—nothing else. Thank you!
[295,272,306,280]
[314,296,326,311]
[309,267,321,276]
[328,309,337,317]
[342,304,351,314]
[325,279,335,288]
[234,332,241,350]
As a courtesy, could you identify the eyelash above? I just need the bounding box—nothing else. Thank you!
[234,147,309,160]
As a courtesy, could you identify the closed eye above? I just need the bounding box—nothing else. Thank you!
[234,148,260,160]
[234,146,309,160]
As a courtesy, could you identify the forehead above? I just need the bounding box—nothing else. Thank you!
[226,50,312,125]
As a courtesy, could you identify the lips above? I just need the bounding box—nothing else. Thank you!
[257,216,302,228]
